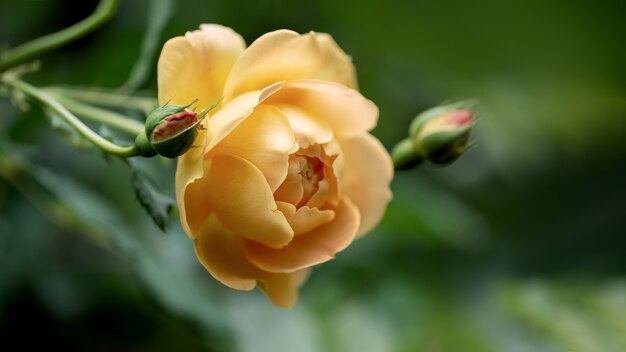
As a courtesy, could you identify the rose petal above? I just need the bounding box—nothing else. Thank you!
[275,104,333,148]
[208,154,294,248]
[175,129,210,237]
[305,177,330,209]
[339,134,393,237]
[158,24,245,108]
[259,269,310,308]
[243,197,360,273]
[314,33,358,89]
[205,82,284,152]
[178,160,211,238]
[273,156,305,205]
[193,214,262,290]
[212,105,296,192]
[224,30,357,99]
[264,80,378,138]
[276,202,335,236]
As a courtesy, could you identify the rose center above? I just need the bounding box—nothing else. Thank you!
[296,155,324,205]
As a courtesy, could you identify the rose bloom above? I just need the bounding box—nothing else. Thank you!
[158,24,393,307]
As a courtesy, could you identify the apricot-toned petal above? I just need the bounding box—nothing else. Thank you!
[205,82,284,152]
[340,134,393,237]
[178,160,211,238]
[306,177,330,209]
[324,140,344,206]
[273,156,304,205]
[212,105,295,192]
[260,269,310,308]
[175,124,210,237]
[314,33,357,89]
[223,31,356,99]
[243,197,360,273]
[193,214,263,290]
[276,202,335,236]
[158,24,245,108]
[208,154,294,248]
[275,104,333,148]
[264,80,378,138]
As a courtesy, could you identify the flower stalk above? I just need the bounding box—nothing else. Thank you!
[0,0,120,71]
[2,73,140,158]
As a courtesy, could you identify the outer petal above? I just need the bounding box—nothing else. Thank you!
[260,269,310,308]
[340,134,394,237]
[158,24,245,108]
[224,30,357,99]
[194,214,310,308]
[205,82,284,151]
[193,214,263,290]
[243,197,360,273]
[212,105,296,192]
[264,80,378,138]
[175,127,210,238]
[178,159,211,238]
[314,33,358,89]
[208,154,294,249]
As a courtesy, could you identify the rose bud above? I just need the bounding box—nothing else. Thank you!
[135,100,211,158]
[392,102,475,169]
[412,109,474,165]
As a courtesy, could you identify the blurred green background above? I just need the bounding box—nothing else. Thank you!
[1,0,625,351]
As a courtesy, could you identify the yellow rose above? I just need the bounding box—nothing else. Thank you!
[158,24,393,307]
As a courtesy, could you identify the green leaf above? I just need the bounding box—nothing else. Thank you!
[119,0,174,91]
[130,168,175,232]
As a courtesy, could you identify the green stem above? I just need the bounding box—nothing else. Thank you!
[391,138,423,171]
[46,86,158,114]
[50,93,145,135]
[2,75,139,158]
[0,0,120,71]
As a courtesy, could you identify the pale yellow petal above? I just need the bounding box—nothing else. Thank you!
[158,24,245,108]
[243,197,360,273]
[193,214,263,290]
[276,202,335,236]
[208,154,294,248]
[224,31,357,99]
[212,105,296,192]
[264,80,378,138]
[275,104,333,148]
[259,269,310,308]
[340,134,394,237]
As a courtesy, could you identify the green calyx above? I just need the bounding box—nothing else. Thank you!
[414,126,471,165]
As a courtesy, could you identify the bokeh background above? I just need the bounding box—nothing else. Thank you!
[1,0,625,351]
